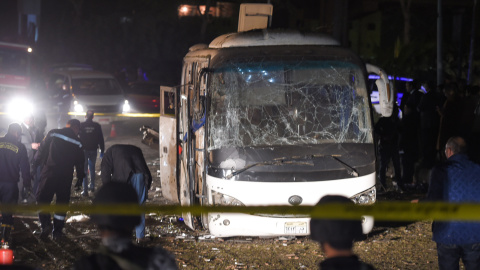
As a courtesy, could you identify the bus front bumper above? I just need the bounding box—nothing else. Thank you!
[207,212,374,237]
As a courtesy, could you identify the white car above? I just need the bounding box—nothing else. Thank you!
[46,70,130,125]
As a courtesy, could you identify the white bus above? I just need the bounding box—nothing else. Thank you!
[159,21,394,238]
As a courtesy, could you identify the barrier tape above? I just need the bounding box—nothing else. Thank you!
[2,202,480,222]
[68,112,160,118]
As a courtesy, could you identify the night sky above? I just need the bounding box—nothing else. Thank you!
[0,0,478,86]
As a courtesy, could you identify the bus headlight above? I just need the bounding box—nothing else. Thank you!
[7,98,34,120]
[73,100,84,112]
[350,186,376,205]
[122,100,130,113]
[211,190,244,206]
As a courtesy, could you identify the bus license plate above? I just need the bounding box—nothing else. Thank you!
[284,222,307,234]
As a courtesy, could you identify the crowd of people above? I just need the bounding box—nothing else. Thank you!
[376,79,480,193]
[0,110,163,269]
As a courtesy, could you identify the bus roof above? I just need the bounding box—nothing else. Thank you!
[208,29,340,49]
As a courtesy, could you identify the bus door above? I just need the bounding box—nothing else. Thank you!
[178,59,209,230]
[159,86,178,203]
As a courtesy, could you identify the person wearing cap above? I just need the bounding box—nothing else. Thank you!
[0,123,31,244]
[101,144,152,243]
[34,119,85,240]
[73,181,178,270]
[78,110,105,197]
[310,195,375,270]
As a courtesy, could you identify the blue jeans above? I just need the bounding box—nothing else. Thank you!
[130,173,147,239]
[437,242,480,270]
[32,165,43,197]
[83,150,97,192]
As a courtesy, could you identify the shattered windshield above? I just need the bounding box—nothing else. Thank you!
[208,60,372,150]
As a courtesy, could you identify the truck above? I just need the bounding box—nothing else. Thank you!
[152,4,395,237]
[0,41,46,134]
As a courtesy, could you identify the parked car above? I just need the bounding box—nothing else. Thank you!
[125,81,161,113]
[45,70,130,127]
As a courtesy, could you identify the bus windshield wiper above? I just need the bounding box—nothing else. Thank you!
[328,155,359,177]
[224,156,314,179]
[224,154,358,179]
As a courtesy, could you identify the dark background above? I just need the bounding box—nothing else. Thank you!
[0,0,479,87]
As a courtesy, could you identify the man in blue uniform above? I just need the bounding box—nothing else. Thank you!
[34,119,85,240]
[78,110,105,197]
[0,123,31,243]
[101,144,152,243]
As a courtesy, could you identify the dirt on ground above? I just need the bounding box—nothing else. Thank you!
[6,134,443,270]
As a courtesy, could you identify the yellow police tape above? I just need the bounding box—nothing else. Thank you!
[1,202,480,222]
[68,112,160,118]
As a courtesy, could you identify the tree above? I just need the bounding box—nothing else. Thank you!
[399,0,412,45]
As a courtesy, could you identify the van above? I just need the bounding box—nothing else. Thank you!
[46,70,130,127]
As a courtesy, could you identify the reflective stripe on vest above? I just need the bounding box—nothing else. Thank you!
[50,133,82,148]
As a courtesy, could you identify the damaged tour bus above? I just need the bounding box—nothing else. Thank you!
[159,4,394,237]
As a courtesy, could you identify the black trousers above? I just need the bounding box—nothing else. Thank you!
[379,143,402,187]
[0,182,19,225]
[37,168,73,232]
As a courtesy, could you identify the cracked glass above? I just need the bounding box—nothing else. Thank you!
[208,60,372,150]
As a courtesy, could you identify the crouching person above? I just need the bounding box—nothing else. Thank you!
[310,195,375,270]
[73,181,178,269]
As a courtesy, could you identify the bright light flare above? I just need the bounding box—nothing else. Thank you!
[122,100,131,113]
[7,98,34,121]
[73,100,84,112]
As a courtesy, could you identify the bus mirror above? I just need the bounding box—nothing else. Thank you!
[366,63,394,117]
[375,78,394,117]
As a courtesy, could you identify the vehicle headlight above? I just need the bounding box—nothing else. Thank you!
[73,100,84,112]
[350,186,376,205]
[122,100,130,113]
[211,190,244,206]
[7,98,34,121]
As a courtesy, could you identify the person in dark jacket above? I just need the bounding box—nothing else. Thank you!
[73,181,177,270]
[436,83,464,161]
[101,144,152,242]
[310,195,375,270]
[0,123,31,244]
[412,137,480,270]
[79,110,105,197]
[400,81,423,188]
[375,106,402,192]
[417,80,442,169]
[34,119,85,240]
[19,115,40,203]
